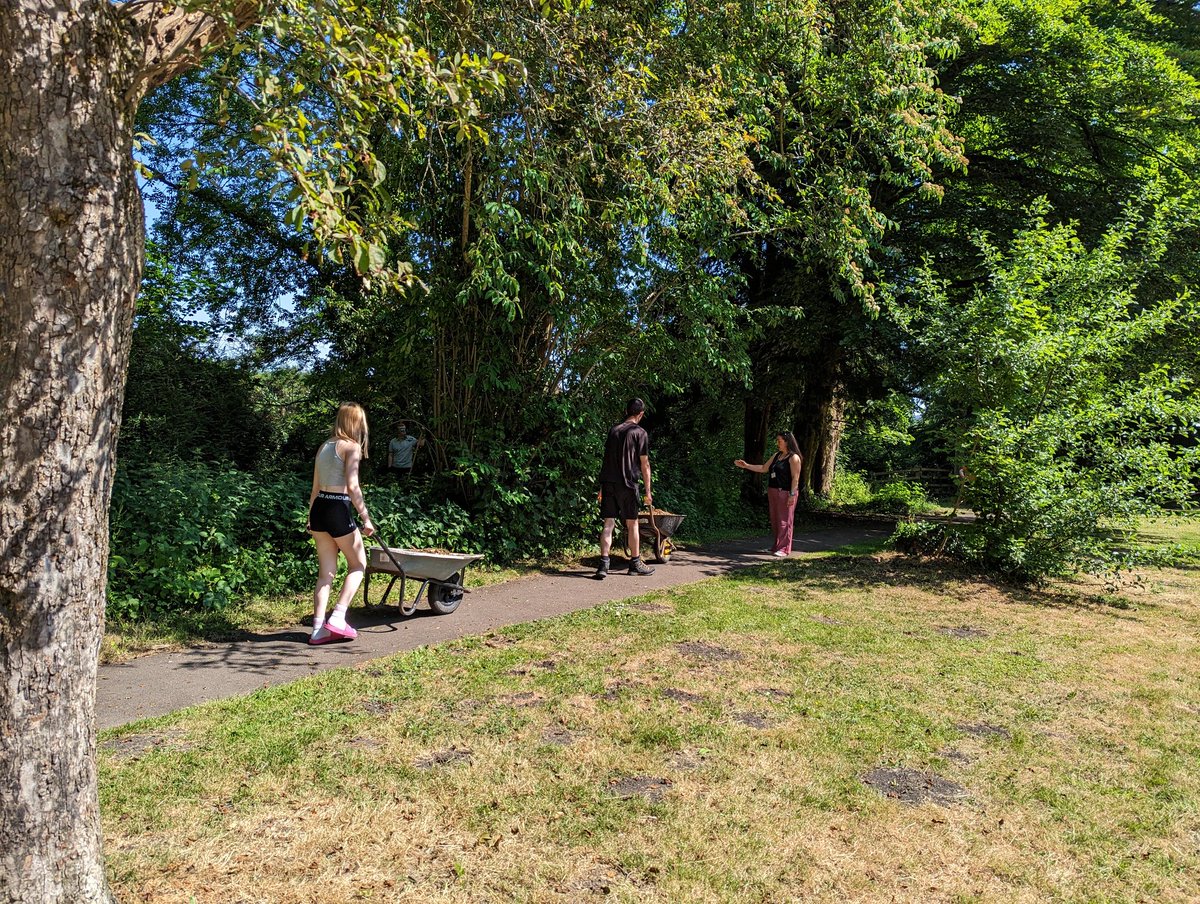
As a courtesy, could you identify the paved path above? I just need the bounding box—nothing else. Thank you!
[97,524,888,729]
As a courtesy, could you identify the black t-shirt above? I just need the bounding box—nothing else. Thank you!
[598,420,649,489]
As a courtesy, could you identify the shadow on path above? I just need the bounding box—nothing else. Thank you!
[98,523,891,730]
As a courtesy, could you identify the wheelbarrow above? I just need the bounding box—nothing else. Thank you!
[363,535,482,616]
[623,509,685,564]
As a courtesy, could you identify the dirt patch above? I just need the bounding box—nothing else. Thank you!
[508,659,557,676]
[102,728,192,762]
[484,634,517,649]
[348,735,380,749]
[811,615,845,626]
[861,767,969,806]
[595,680,634,701]
[661,688,705,705]
[937,625,989,640]
[669,749,710,770]
[498,691,547,708]
[541,727,579,746]
[358,699,396,717]
[938,747,972,766]
[632,603,671,614]
[755,687,793,701]
[414,746,473,769]
[733,711,774,729]
[575,869,622,896]
[675,641,743,662]
[607,775,672,802]
[571,863,653,896]
[956,721,1012,740]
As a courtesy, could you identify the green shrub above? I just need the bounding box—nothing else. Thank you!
[107,463,312,619]
[907,203,1200,581]
[828,470,872,507]
[868,481,930,515]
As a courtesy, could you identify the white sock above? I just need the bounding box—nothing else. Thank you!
[312,618,326,635]
[329,607,348,627]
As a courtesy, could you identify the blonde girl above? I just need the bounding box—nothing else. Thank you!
[306,402,376,644]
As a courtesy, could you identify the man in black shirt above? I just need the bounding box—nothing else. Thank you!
[594,398,654,578]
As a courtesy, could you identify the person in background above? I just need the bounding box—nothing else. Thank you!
[387,423,421,479]
[594,398,654,579]
[734,431,803,557]
[306,402,375,645]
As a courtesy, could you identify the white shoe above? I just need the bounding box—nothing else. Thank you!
[772,550,788,557]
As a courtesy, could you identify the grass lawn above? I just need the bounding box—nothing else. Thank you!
[99,544,1200,902]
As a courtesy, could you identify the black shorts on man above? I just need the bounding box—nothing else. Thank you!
[309,491,357,538]
[599,482,639,521]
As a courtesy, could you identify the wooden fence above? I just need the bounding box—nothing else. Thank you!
[866,467,959,496]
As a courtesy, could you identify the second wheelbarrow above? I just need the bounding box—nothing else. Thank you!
[623,509,686,564]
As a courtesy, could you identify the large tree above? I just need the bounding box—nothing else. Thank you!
[0,2,508,899]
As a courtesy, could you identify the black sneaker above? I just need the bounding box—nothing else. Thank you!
[628,557,655,576]
[593,557,610,580]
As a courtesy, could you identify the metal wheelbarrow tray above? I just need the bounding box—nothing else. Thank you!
[627,510,686,564]
[364,542,483,616]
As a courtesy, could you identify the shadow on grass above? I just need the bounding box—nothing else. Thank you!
[733,551,1147,617]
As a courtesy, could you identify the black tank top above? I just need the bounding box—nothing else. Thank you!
[768,453,795,490]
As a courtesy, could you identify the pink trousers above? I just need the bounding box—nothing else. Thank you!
[767,487,796,555]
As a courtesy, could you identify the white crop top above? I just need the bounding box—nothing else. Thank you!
[316,440,347,486]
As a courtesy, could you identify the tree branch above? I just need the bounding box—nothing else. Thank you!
[120,0,266,95]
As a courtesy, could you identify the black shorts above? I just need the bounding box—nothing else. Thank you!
[309,492,356,538]
[599,482,639,521]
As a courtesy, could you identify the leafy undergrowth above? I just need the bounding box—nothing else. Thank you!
[100,551,1199,902]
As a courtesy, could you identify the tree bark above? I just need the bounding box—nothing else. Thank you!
[0,7,147,902]
[794,353,845,498]
[796,386,844,496]
[1,3,258,901]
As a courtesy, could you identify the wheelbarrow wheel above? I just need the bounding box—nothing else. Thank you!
[429,572,464,615]
[652,536,674,564]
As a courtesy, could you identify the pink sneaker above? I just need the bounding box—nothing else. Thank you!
[325,620,357,640]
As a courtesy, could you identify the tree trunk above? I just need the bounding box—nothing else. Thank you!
[795,360,845,498]
[807,388,845,496]
[1,7,145,902]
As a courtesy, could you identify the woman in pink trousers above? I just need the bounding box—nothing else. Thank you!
[735,431,803,556]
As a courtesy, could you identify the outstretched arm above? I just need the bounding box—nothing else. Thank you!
[734,453,774,474]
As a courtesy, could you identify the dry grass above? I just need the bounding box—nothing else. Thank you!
[100,550,1200,902]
